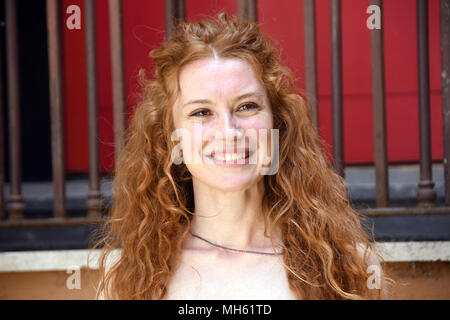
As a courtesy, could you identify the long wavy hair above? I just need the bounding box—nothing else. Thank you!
[94,12,389,300]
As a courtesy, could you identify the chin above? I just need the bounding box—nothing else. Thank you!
[187,162,265,192]
[205,172,262,192]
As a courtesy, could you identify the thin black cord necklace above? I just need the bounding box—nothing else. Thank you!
[188,230,283,256]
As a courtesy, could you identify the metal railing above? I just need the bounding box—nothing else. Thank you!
[0,0,449,229]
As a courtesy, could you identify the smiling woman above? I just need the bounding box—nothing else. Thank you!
[94,12,389,300]
[173,57,275,189]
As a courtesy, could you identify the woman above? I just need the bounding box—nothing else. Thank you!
[95,12,388,300]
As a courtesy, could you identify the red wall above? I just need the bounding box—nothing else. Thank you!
[61,0,443,173]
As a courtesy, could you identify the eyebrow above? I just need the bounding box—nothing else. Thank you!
[182,92,262,109]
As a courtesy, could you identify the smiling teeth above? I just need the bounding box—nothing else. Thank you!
[214,152,247,161]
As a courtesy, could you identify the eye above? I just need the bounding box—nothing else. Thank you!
[189,109,211,117]
[238,103,260,112]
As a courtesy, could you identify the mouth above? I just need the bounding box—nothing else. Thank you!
[205,149,255,166]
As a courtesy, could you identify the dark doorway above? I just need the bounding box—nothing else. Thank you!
[1,0,52,182]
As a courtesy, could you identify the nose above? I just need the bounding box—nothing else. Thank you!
[217,110,244,142]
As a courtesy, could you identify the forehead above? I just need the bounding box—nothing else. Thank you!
[177,57,266,100]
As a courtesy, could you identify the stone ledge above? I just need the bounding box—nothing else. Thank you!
[2,164,445,213]
[0,241,449,272]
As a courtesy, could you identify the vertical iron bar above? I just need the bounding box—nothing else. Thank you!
[46,0,66,217]
[238,0,258,22]
[330,0,344,177]
[441,0,450,206]
[370,0,389,207]
[85,0,103,218]
[176,0,185,25]
[416,0,436,207]
[0,31,5,219]
[165,0,186,41]
[109,0,127,163]
[5,0,25,220]
[303,0,319,130]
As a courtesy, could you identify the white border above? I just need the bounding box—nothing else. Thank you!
[0,242,449,272]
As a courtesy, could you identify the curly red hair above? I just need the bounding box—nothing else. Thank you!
[94,12,390,299]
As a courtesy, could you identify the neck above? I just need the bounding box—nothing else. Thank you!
[188,178,281,251]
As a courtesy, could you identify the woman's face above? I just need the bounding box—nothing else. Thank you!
[172,57,274,191]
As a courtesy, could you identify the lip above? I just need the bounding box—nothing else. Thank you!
[205,149,255,167]
[209,148,249,158]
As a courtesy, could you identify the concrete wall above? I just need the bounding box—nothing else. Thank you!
[1,243,449,299]
[1,262,449,300]
[0,268,98,300]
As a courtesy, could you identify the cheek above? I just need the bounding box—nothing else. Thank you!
[239,117,272,131]
[238,116,273,145]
